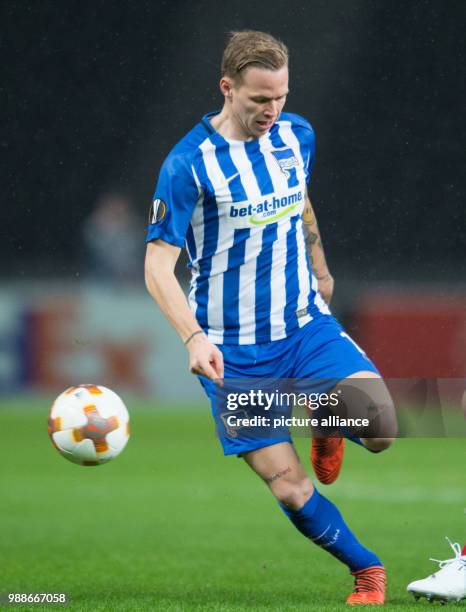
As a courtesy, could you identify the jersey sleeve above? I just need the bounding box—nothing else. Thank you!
[297,120,315,184]
[281,112,316,184]
[146,152,200,247]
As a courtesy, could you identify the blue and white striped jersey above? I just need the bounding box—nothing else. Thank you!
[146,111,330,345]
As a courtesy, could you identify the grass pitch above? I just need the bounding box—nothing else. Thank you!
[1,401,465,611]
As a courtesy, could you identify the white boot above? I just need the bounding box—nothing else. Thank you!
[407,538,466,603]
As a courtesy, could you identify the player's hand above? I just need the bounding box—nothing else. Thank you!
[317,272,334,305]
[187,333,224,385]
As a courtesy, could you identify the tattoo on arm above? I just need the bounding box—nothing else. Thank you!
[303,201,315,224]
[303,197,324,266]
[264,466,291,483]
[304,228,319,250]
[303,226,323,267]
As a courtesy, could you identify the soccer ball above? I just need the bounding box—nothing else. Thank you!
[48,384,130,466]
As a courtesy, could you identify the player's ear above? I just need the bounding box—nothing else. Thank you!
[220,76,234,99]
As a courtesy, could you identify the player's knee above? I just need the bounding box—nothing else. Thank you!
[338,377,398,440]
[363,437,395,452]
[271,477,314,510]
[373,398,398,441]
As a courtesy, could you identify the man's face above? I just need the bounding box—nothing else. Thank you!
[226,65,289,140]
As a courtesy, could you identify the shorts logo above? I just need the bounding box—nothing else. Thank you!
[149,198,167,224]
[220,410,248,437]
[271,148,299,179]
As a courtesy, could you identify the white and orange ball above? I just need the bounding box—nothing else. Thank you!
[48,384,130,466]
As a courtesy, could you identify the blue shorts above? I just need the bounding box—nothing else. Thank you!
[199,314,379,456]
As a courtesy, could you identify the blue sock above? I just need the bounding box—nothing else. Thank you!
[340,429,384,453]
[340,429,364,447]
[280,488,382,572]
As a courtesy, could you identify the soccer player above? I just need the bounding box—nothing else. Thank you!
[145,30,397,605]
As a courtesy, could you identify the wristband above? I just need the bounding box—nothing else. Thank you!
[184,330,204,346]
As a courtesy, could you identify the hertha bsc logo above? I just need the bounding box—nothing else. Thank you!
[149,198,167,224]
[271,148,299,179]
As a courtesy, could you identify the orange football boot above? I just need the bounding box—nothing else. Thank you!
[346,565,386,605]
[310,436,344,484]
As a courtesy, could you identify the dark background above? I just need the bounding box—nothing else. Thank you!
[2,0,465,282]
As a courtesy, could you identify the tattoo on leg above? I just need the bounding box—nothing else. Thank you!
[264,466,292,483]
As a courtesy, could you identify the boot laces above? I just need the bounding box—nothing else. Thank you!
[430,537,466,570]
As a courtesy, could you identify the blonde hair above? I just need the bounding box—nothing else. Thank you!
[221,30,288,81]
